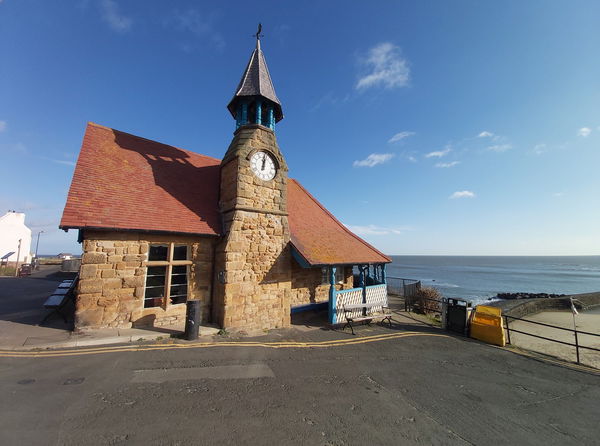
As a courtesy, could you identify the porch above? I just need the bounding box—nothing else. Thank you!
[289,260,389,326]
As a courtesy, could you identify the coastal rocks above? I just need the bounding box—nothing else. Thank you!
[494,292,566,300]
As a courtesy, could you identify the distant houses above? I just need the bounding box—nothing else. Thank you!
[57,253,73,260]
[0,211,32,264]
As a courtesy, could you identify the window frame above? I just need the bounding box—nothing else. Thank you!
[335,266,345,284]
[143,243,192,309]
[321,266,346,285]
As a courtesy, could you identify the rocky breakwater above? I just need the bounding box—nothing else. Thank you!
[495,292,566,300]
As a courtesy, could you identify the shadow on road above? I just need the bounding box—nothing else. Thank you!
[0,265,74,347]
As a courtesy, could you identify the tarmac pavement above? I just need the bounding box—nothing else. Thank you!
[2,268,600,445]
[0,266,218,350]
[1,315,599,445]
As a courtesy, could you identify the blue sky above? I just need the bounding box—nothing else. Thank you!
[1,1,599,256]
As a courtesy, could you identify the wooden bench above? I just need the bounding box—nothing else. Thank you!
[40,278,77,324]
[342,301,393,335]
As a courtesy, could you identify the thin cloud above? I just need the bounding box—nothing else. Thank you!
[553,192,565,197]
[449,190,475,199]
[344,224,410,236]
[407,155,417,163]
[310,91,350,112]
[100,0,132,32]
[477,131,494,138]
[425,147,451,158]
[435,161,460,168]
[168,9,225,51]
[533,143,546,155]
[52,159,76,166]
[0,121,6,132]
[3,142,28,155]
[388,131,415,144]
[487,144,512,152]
[578,127,591,137]
[356,42,410,90]
[353,153,395,168]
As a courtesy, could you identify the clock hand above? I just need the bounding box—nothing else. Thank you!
[261,153,266,171]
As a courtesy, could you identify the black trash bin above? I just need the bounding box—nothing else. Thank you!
[184,300,202,340]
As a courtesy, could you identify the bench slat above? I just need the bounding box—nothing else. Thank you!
[343,302,387,310]
[44,294,68,308]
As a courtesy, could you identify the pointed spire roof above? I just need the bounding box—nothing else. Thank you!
[227,35,284,123]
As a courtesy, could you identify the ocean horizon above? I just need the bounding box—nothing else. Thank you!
[387,255,600,305]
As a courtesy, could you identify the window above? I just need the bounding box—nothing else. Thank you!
[321,266,346,285]
[336,266,345,284]
[144,243,191,308]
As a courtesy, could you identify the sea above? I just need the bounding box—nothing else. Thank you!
[387,256,600,306]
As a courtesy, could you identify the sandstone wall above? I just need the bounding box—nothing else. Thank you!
[214,210,291,332]
[290,263,353,307]
[76,231,215,330]
[215,125,292,332]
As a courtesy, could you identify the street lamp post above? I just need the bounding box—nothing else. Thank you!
[14,239,22,277]
[34,230,44,270]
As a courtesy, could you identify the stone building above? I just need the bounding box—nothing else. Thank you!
[60,35,390,332]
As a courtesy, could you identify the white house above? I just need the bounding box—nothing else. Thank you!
[0,211,32,263]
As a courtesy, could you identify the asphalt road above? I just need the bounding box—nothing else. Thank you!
[0,265,74,325]
[1,321,599,445]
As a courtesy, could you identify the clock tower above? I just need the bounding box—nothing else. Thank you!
[214,30,292,331]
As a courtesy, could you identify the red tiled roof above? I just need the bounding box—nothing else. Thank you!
[61,123,390,265]
[287,179,391,266]
[60,123,222,236]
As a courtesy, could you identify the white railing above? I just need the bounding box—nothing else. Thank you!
[366,284,387,313]
[334,288,363,324]
[333,284,388,324]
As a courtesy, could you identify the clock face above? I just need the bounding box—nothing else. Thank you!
[250,151,277,181]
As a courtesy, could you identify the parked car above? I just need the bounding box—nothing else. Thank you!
[18,263,32,276]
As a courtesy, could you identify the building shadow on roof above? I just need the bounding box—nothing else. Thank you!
[114,131,221,234]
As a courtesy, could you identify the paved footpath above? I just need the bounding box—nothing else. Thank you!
[1,317,599,445]
[0,266,220,350]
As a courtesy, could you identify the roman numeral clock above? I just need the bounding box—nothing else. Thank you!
[250,151,277,181]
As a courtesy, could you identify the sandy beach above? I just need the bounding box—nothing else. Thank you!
[508,308,600,368]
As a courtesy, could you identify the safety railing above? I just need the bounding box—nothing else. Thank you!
[503,314,600,366]
[386,276,421,297]
[405,296,443,314]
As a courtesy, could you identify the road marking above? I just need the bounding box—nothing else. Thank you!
[0,331,449,358]
[132,364,275,383]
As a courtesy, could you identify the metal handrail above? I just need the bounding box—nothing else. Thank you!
[503,314,600,365]
[504,314,600,338]
[386,276,420,283]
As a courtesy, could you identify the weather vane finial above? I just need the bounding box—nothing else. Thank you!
[255,23,263,41]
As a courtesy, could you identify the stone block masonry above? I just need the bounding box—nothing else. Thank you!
[76,231,215,330]
[214,210,291,332]
[290,263,353,307]
[214,125,292,332]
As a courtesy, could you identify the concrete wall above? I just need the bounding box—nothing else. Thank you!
[0,211,32,263]
[76,230,215,330]
[494,292,600,318]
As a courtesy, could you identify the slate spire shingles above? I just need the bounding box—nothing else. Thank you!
[226,37,284,123]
